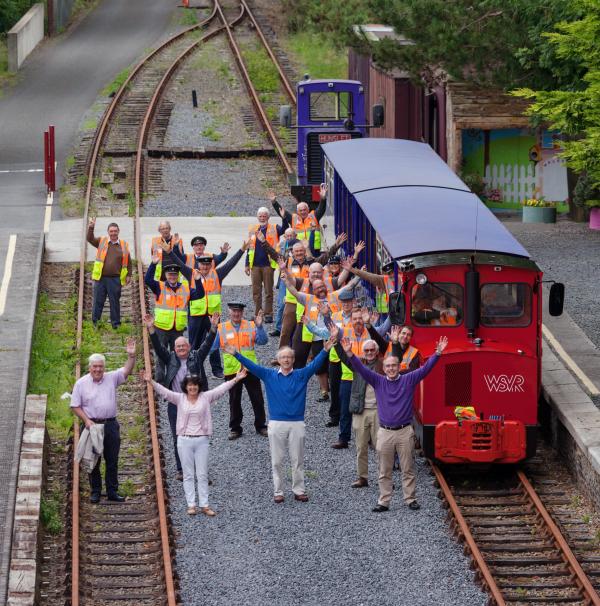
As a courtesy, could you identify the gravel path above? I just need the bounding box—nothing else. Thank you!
[503,217,600,349]
[158,285,487,606]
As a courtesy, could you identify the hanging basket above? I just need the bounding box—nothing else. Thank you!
[522,206,557,224]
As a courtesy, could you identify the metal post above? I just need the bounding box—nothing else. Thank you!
[182,0,189,7]
[44,131,49,190]
[192,90,198,107]
[49,125,56,192]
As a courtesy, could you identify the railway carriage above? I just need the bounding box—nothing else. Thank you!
[322,138,564,465]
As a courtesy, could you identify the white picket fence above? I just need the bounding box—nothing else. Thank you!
[484,163,536,203]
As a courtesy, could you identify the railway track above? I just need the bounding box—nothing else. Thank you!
[434,461,600,606]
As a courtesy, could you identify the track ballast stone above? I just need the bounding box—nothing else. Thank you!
[158,285,487,606]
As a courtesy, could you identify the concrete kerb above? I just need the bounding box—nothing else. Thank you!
[542,342,600,507]
[1,233,45,605]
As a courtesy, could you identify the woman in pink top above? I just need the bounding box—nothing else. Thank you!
[143,368,246,516]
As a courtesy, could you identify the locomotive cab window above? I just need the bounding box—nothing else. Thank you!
[480,283,531,327]
[309,92,352,121]
[411,283,463,326]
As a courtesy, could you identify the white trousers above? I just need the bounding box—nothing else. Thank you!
[268,420,305,496]
[177,436,209,507]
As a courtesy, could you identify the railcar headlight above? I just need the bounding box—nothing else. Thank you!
[416,273,428,285]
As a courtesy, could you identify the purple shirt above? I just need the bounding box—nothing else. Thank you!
[349,354,440,427]
[70,369,126,419]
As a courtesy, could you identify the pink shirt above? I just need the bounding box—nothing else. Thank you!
[70,369,126,419]
[151,379,235,436]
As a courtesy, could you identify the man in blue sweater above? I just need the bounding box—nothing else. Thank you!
[223,338,335,503]
[341,335,448,512]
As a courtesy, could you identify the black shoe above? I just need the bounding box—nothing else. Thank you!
[325,420,339,428]
[212,371,224,379]
[269,329,281,337]
[317,391,329,402]
[257,428,269,437]
[112,324,120,330]
[228,431,242,441]
[90,492,101,504]
[408,501,421,511]
[372,504,389,513]
[107,494,126,502]
[264,315,273,324]
[331,441,349,449]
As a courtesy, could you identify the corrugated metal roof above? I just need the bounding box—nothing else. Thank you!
[322,138,469,193]
[323,138,531,259]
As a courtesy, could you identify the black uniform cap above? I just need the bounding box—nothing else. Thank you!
[328,255,341,264]
[191,236,207,246]
[382,261,395,273]
[197,255,213,263]
[163,264,180,273]
[227,302,246,310]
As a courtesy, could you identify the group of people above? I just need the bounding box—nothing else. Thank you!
[74,187,449,516]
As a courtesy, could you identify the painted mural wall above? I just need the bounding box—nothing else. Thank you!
[461,128,568,203]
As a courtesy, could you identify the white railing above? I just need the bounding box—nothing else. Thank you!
[484,163,536,203]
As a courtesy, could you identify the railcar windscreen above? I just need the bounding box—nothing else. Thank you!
[480,283,532,327]
[411,283,463,326]
[309,92,352,121]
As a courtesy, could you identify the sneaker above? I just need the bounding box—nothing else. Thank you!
[408,501,421,511]
[325,419,339,428]
[228,431,242,441]
[269,329,281,337]
[212,370,225,379]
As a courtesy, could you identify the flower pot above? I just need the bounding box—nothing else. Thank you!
[590,207,600,230]
[522,206,557,224]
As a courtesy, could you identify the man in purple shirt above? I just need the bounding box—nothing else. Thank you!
[71,338,137,503]
[341,335,448,512]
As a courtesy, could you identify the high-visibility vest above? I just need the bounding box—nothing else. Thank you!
[341,326,371,381]
[323,268,338,292]
[298,291,342,343]
[431,309,458,326]
[292,211,321,250]
[92,237,130,286]
[376,274,394,313]
[218,320,258,375]
[154,281,190,331]
[151,236,183,281]
[329,310,352,362]
[385,343,420,370]
[189,269,221,316]
[248,223,279,269]
[284,261,310,304]
[185,252,216,269]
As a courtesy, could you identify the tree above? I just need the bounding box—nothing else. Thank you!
[513,0,600,189]
[1,0,37,33]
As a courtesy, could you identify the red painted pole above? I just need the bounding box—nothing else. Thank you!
[49,125,56,192]
[44,131,49,190]
[183,0,189,7]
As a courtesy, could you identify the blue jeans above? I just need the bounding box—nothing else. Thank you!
[339,380,352,443]
[275,281,286,332]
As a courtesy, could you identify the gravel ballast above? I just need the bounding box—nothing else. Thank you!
[157,285,488,606]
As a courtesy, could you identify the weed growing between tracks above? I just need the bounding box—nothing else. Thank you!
[239,42,279,92]
[101,66,131,97]
[283,31,347,79]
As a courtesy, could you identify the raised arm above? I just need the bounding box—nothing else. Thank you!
[269,191,293,224]
[254,311,269,346]
[206,368,247,403]
[162,248,192,282]
[298,339,333,380]
[407,337,447,386]
[145,314,170,365]
[123,338,136,378]
[144,255,162,298]
[195,313,219,361]
[343,338,382,387]
[314,183,328,221]
[216,243,249,281]
[230,346,269,380]
[86,218,100,248]
[150,379,182,405]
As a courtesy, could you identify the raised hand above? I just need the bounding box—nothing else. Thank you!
[323,336,335,352]
[267,190,277,203]
[388,325,401,344]
[235,367,248,381]
[143,313,154,329]
[193,269,202,281]
[172,232,180,246]
[370,310,380,326]
[318,300,330,316]
[241,238,252,252]
[329,323,340,342]
[276,256,286,270]
[354,240,366,257]
[335,232,348,247]
[319,182,328,199]
[300,238,310,250]
[210,312,220,328]
[341,257,355,271]
[360,307,371,325]
[140,368,152,382]
[436,336,449,354]
[159,240,171,252]
[221,242,231,253]
[340,337,352,354]
[223,342,236,355]
[152,252,160,265]
[255,229,266,243]
[126,338,136,357]
[244,266,251,276]
[88,217,96,229]
[255,310,264,327]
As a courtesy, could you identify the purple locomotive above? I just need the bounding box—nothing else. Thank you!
[280,77,383,206]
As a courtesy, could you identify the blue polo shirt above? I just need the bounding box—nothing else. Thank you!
[233,349,328,421]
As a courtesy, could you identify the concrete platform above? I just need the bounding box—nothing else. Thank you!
[0,230,44,602]
[45,217,336,285]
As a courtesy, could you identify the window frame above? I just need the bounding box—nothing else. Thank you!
[308,91,353,122]
[479,282,533,328]
[410,282,464,328]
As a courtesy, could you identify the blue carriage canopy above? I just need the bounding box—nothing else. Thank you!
[322,138,531,260]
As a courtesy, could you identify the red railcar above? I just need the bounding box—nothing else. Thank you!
[323,138,563,464]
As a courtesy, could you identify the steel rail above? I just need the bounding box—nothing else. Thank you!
[517,470,600,606]
[214,0,294,176]
[431,464,507,606]
[71,8,218,605]
[239,0,296,104]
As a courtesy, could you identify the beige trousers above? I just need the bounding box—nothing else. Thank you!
[352,408,379,480]
[267,420,305,496]
[251,266,275,315]
[376,425,416,506]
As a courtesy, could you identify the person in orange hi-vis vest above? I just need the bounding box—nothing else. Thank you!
[87,218,132,329]
[150,220,184,282]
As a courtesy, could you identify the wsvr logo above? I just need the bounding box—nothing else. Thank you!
[484,374,525,393]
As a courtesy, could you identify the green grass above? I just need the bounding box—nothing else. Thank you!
[82,117,98,131]
[127,191,136,217]
[101,67,131,97]
[284,31,347,79]
[40,491,63,534]
[65,155,75,169]
[28,292,77,440]
[118,478,136,498]
[240,42,279,93]
[179,8,198,26]
[201,125,222,141]
[0,36,17,95]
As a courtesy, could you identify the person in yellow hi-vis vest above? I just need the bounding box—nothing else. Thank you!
[210,303,269,440]
[150,220,184,282]
[87,218,132,329]
[269,184,328,253]
[245,206,288,323]
[145,258,190,381]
